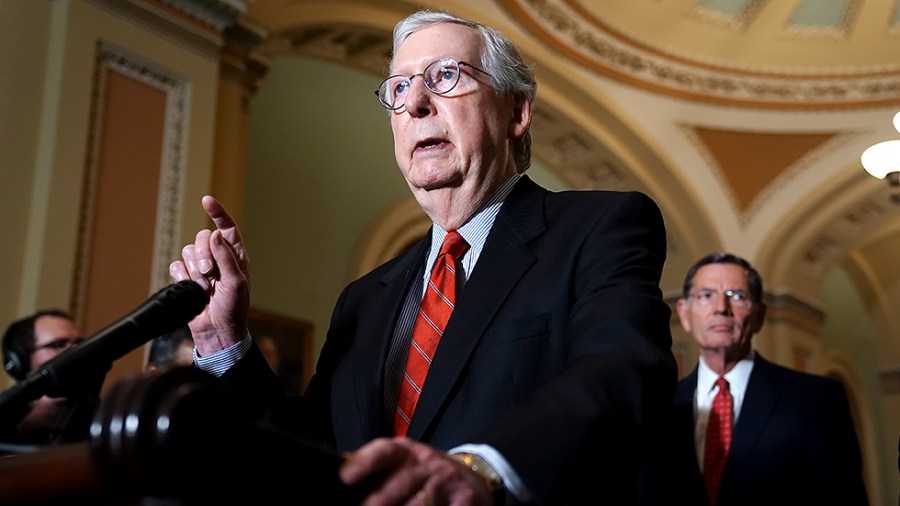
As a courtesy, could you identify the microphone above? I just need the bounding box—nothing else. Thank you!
[0,280,209,417]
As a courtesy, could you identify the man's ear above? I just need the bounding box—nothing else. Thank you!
[676,298,692,333]
[510,93,531,138]
[750,302,767,334]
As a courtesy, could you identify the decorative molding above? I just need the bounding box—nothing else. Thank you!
[221,18,272,105]
[690,0,767,31]
[503,0,900,107]
[838,200,886,237]
[87,0,231,52]
[800,234,841,274]
[570,160,624,190]
[764,290,826,333]
[782,0,862,39]
[263,24,392,76]
[73,42,189,317]
[159,0,247,32]
[799,195,890,274]
[545,132,592,164]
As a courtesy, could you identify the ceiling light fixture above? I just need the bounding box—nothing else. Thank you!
[860,111,900,203]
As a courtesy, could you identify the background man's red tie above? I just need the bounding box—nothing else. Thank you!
[393,231,469,436]
[704,376,733,504]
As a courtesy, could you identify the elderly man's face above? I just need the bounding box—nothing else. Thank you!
[389,23,527,206]
[677,263,764,357]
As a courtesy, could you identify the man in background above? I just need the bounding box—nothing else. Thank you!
[146,324,194,371]
[670,252,868,505]
[1,309,102,447]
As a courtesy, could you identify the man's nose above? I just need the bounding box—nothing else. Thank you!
[403,78,434,116]
[712,292,733,313]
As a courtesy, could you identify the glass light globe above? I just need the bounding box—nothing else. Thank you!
[860,140,900,179]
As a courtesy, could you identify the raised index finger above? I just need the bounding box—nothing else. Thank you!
[201,195,244,249]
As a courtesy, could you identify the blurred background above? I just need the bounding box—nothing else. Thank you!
[1,0,898,502]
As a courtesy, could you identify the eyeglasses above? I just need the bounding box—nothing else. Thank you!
[688,289,753,309]
[32,337,84,353]
[375,57,492,111]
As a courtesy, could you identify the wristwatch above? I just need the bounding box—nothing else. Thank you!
[452,452,506,504]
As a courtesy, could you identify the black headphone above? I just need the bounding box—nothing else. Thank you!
[2,310,71,382]
[2,315,34,381]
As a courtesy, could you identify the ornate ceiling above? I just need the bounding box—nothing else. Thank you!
[241,0,900,295]
[502,0,900,107]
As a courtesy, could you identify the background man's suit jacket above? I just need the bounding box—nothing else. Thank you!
[668,353,868,506]
[224,176,678,505]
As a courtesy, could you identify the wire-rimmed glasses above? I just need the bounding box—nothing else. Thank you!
[31,336,85,353]
[374,57,492,111]
[689,288,753,309]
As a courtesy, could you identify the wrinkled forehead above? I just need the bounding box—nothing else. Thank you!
[392,23,484,74]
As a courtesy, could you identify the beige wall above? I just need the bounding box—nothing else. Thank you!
[0,0,220,391]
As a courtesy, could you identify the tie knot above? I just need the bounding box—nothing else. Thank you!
[440,231,470,258]
[715,377,730,391]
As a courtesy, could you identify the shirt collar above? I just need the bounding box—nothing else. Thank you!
[430,173,522,267]
[698,349,755,396]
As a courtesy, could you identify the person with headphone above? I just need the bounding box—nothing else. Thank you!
[1,309,101,447]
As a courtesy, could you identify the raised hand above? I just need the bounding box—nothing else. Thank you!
[169,196,251,356]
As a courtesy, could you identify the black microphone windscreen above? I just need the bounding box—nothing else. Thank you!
[0,281,209,418]
[40,280,209,395]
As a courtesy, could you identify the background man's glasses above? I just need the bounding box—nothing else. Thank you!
[32,337,84,353]
[689,289,753,309]
[375,57,491,111]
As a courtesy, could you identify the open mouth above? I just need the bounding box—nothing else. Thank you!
[416,138,446,150]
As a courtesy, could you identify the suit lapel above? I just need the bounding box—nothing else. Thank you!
[725,354,779,475]
[406,177,546,439]
[351,236,429,440]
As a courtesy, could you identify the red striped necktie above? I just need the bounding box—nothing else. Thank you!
[393,231,469,436]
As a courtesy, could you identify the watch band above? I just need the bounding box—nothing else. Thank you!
[451,452,506,504]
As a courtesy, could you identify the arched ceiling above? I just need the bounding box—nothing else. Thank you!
[502,0,900,107]
[242,0,900,298]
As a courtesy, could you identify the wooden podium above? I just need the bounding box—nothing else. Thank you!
[0,367,367,505]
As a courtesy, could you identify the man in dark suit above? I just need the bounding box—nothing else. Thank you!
[170,9,676,505]
[670,252,868,505]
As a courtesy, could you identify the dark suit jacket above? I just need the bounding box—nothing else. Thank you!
[224,176,677,505]
[666,354,868,506]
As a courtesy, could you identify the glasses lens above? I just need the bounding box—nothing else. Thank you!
[376,58,466,110]
[692,289,751,308]
[378,76,410,110]
[425,58,460,94]
[725,290,751,308]
[34,337,84,353]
